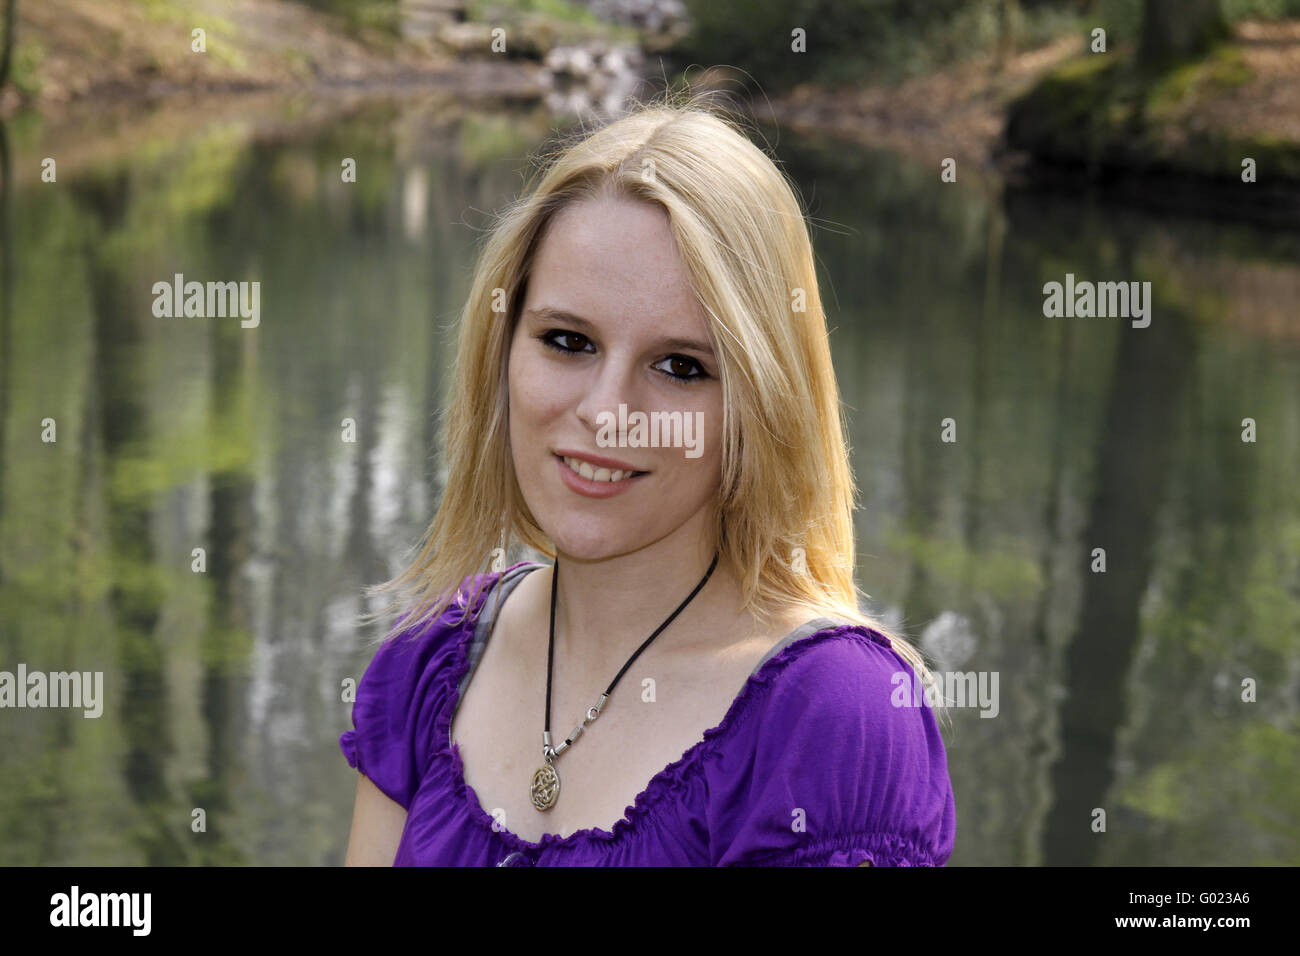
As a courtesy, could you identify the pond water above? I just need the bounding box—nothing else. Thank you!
[1,92,1296,865]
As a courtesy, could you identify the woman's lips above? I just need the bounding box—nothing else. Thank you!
[554,452,647,499]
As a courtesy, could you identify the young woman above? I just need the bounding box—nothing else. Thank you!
[341,97,956,866]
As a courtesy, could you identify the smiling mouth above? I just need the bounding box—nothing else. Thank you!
[557,453,648,484]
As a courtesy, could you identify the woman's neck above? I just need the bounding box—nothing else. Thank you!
[550,529,739,671]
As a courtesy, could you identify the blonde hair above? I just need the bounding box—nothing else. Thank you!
[364,90,934,689]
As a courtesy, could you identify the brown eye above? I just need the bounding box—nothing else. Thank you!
[654,354,706,381]
[542,330,592,353]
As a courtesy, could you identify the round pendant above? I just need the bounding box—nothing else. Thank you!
[530,764,560,811]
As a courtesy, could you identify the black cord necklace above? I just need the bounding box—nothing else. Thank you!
[529,551,720,812]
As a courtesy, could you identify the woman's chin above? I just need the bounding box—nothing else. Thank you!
[546,526,642,563]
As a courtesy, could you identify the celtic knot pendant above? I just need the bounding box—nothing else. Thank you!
[530,763,560,811]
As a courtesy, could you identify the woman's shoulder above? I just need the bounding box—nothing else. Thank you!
[738,619,907,726]
[703,619,956,866]
[338,562,543,807]
[376,561,542,656]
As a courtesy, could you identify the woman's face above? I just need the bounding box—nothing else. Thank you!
[507,194,723,561]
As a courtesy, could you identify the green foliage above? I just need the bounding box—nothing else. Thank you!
[679,0,1084,91]
[1096,0,1300,38]
[458,113,536,165]
[468,0,604,26]
[678,0,1300,96]
[1120,722,1300,864]
[465,0,634,53]
[1223,0,1300,17]
[290,0,402,36]
[10,38,46,96]
[886,530,1045,601]
[1006,37,1300,181]
[132,0,191,23]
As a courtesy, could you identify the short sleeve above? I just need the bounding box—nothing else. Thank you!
[707,628,956,866]
[339,604,473,810]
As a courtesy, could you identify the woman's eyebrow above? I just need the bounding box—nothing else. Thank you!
[524,306,714,355]
[656,336,715,356]
[525,306,593,330]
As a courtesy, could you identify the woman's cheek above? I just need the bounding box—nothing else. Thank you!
[509,354,551,424]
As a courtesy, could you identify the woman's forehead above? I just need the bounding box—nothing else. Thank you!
[526,197,709,342]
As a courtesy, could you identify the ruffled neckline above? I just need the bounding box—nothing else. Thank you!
[434,563,893,854]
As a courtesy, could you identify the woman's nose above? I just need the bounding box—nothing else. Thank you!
[575,357,638,434]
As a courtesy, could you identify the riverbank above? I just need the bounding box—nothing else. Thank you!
[0,0,644,115]
[6,1,1300,206]
[1006,19,1300,185]
[0,0,1086,175]
[756,35,1082,175]
[763,18,1300,191]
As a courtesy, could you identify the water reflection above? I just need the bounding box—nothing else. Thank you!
[0,96,1296,865]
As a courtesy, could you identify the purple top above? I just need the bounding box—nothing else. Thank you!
[340,563,956,866]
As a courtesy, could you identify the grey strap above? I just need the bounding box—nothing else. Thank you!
[746,616,854,678]
[459,563,544,699]
[449,563,544,749]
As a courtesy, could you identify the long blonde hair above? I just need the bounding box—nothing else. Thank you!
[365,90,933,687]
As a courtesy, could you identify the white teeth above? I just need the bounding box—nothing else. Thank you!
[562,456,637,483]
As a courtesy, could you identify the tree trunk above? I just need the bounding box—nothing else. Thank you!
[1139,0,1228,66]
[0,0,17,91]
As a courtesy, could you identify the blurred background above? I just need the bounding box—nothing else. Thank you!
[0,0,1296,866]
